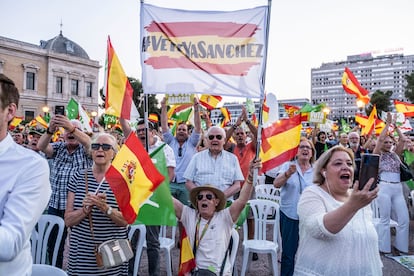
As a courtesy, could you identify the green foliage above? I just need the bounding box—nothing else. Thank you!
[404,73,414,102]
[366,90,392,114]
[129,77,160,118]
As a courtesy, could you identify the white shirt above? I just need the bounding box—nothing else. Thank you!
[0,134,51,275]
[294,185,382,275]
[181,206,233,275]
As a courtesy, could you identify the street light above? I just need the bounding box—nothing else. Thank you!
[356,99,365,114]
[90,111,98,132]
[42,106,49,116]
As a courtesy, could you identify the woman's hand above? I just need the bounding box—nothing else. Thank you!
[88,193,109,213]
[349,178,379,210]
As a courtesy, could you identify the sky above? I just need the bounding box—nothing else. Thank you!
[2,0,414,103]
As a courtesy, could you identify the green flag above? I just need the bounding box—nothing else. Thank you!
[404,150,414,166]
[340,118,350,133]
[135,144,177,226]
[66,98,79,120]
[245,98,255,114]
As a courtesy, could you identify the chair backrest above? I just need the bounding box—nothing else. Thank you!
[32,214,65,266]
[30,228,39,259]
[32,264,68,276]
[244,199,280,242]
[160,224,176,243]
[255,184,281,204]
[229,228,239,271]
[128,224,147,276]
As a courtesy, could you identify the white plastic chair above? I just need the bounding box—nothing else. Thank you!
[241,199,280,276]
[143,224,176,276]
[31,214,65,266]
[32,264,68,276]
[229,228,240,276]
[128,224,147,276]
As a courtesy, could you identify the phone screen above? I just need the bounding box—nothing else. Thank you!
[55,105,65,115]
[358,154,380,190]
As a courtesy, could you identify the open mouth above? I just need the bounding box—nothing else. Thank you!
[340,173,351,180]
[201,203,208,208]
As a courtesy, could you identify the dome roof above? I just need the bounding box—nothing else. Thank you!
[40,31,89,59]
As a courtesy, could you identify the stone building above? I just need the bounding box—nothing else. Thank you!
[0,31,100,122]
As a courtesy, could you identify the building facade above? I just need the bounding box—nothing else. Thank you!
[0,32,100,122]
[311,53,414,121]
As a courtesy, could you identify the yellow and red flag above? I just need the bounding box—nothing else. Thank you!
[9,116,23,130]
[355,114,385,135]
[178,226,196,276]
[199,94,222,110]
[260,115,302,172]
[342,67,370,104]
[105,133,165,224]
[283,104,300,118]
[149,113,159,124]
[394,100,414,117]
[361,105,377,136]
[104,36,139,120]
[220,107,231,127]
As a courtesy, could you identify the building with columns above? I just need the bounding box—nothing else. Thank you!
[0,32,100,122]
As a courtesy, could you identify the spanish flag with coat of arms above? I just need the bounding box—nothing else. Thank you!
[105,133,165,224]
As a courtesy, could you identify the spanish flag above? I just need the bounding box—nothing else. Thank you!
[283,104,300,118]
[260,115,302,172]
[220,107,231,127]
[355,114,385,135]
[342,67,370,104]
[167,103,193,123]
[178,226,196,276]
[361,105,377,136]
[199,94,222,110]
[105,133,165,224]
[394,100,414,117]
[104,36,139,120]
[262,96,269,123]
[149,113,159,124]
[9,116,23,130]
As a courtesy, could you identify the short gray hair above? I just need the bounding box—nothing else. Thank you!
[206,126,226,139]
[91,133,119,154]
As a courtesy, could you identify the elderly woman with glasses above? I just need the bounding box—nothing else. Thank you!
[373,112,410,256]
[273,137,315,276]
[175,158,261,275]
[65,133,129,275]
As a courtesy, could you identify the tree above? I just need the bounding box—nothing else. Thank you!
[404,73,414,102]
[366,90,392,115]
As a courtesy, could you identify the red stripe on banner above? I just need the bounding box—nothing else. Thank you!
[144,56,259,76]
[145,22,260,37]
[105,166,136,223]
[262,115,301,138]
[262,148,298,173]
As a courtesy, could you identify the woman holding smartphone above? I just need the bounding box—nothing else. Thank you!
[273,137,315,276]
[294,146,381,275]
[373,112,410,255]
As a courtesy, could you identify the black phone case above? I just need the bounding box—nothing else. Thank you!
[358,154,380,190]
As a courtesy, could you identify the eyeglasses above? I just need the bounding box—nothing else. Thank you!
[197,194,215,201]
[178,147,182,157]
[91,143,113,151]
[208,134,223,140]
[299,145,311,150]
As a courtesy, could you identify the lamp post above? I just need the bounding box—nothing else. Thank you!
[356,99,365,114]
[42,106,50,123]
[90,111,98,132]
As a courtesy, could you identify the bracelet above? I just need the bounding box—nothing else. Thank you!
[46,127,54,135]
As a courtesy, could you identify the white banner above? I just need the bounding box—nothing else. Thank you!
[140,3,269,99]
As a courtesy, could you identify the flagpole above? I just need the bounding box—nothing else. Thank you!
[254,0,272,185]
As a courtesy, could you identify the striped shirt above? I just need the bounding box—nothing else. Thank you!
[49,142,92,210]
[67,168,128,276]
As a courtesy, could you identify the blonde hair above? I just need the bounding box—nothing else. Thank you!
[313,146,355,185]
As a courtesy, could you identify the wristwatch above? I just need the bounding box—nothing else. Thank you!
[106,206,113,216]
[46,127,54,135]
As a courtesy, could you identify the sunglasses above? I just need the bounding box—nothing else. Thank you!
[299,145,311,150]
[178,147,182,157]
[208,134,223,141]
[197,194,215,201]
[91,143,113,151]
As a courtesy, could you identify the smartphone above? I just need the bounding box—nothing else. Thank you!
[358,154,380,190]
[55,105,65,116]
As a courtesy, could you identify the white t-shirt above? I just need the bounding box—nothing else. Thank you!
[181,206,233,275]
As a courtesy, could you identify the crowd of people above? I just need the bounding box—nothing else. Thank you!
[1,71,413,275]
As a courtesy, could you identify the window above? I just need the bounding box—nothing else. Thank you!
[86,82,92,97]
[56,77,63,94]
[24,110,35,122]
[26,72,35,90]
[71,79,79,96]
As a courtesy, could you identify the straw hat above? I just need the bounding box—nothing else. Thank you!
[190,185,226,211]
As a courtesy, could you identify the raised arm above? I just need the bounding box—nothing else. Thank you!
[160,97,169,133]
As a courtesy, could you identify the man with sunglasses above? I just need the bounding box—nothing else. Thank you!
[120,118,176,276]
[38,116,93,268]
[161,97,201,206]
[0,74,51,275]
[184,126,244,200]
